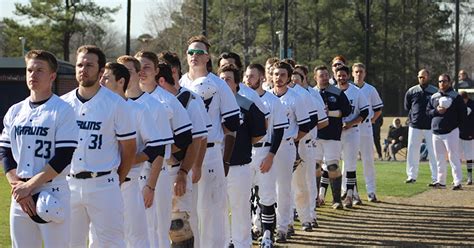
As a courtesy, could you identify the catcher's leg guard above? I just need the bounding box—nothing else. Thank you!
[330,176,343,204]
[326,162,342,179]
[169,211,194,248]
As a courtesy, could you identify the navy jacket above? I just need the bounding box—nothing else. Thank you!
[404,84,438,129]
[459,98,474,140]
[426,88,467,135]
[316,84,352,141]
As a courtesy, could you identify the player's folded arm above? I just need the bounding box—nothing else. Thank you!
[269,128,284,154]
[48,147,76,174]
[0,147,17,173]
[143,145,166,163]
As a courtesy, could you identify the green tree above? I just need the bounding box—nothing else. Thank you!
[1,0,119,61]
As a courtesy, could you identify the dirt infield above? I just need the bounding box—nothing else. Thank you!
[266,185,474,247]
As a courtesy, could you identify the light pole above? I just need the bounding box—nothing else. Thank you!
[19,37,26,56]
[276,30,283,59]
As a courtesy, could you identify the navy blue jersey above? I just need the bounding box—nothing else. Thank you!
[459,98,474,140]
[427,88,467,135]
[314,84,351,141]
[229,94,267,166]
[404,84,438,129]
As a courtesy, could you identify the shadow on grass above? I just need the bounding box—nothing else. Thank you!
[265,199,474,247]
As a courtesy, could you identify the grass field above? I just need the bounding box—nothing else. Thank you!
[0,160,448,247]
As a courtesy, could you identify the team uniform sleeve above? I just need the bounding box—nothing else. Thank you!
[114,98,137,140]
[404,90,411,112]
[148,102,174,147]
[340,92,352,117]
[140,106,167,162]
[219,83,241,131]
[248,104,267,138]
[370,87,384,111]
[426,96,437,117]
[0,107,13,149]
[272,100,290,130]
[54,105,79,148]
[169,97,193,135]
[187,99,209,138]
[312,94,328,124]
[358,92,370,121]
[294,96,311,126]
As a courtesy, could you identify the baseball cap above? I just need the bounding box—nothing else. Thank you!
[30,191,65,224]
[192,77,217,101]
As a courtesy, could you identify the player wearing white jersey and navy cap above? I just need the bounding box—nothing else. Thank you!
[352,63,383,203]
[335,65,370,208]
[0,50,79,247]
[218,64,267,248]
[404,69,438,184]
[270,61,311,243]
[99,62,173,247]
[62,45,137,248]
[180,35,241,248]
[313,65,352,210]
[243,63,289,247]
[136,51,194,248]
[459,91,474,185]
[427,74,467,190]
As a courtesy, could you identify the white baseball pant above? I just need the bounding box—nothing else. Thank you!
[69,173,125,248]
[154,165,172,248]
[275,139,296,233]
[197,145,227,248]
[315,139,342,165]
[190,176,200,248]
[407,127,437,181]
[433,128,463,186]
[292,138,317,224]
[138,164,158,248]
[359,122,377,194]
[10,182,70,248]
[341,127,360,192]
[460,139,474,160]
[225,164,252,248]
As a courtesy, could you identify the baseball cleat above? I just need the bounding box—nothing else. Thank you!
[251,226,261,241]
[260,236,274,248]
[287,225,295,237]
[352,194,362,205]
[467,180,472,185]
[275,231,287,243]
[405,178,416,183]
[368,193,379,202]
[452,184,462,190]
[343,196,353,208]
[433,183,446,189]
[301,222,313,232]
[311,219,319,228]
[332,202,343,210]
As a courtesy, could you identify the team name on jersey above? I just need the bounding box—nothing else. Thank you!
[76,120,102,130]
[14,126,49,136]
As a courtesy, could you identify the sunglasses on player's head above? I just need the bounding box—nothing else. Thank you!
[332,63,343,67]
[187,49,208,56]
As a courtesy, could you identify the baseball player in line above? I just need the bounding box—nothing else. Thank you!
[271,61,311,243]
[1,50,79,247]
[244,63,289,247]
[136,51,194,248]
[404,69,438,184]
[353,63,383,203]
[99,62,173,247]
[62,45,137,248]
[117,55,175,247]
[157,62,209,247]
[219,64,267,248]
[335,65,369,208]
[289,71,328,231]
[180,35,241,248]
[314,65,352,210]
[427,74,467,190]
[459,91,474,185]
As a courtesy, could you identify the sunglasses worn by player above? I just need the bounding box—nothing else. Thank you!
[187,49,208,56]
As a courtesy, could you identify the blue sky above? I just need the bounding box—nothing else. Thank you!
[0,0,158,37]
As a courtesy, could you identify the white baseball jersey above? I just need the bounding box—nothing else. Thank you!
[177,87,209,138]
[338,83,369,125]
[61,87,136,173]
[292,84,328,139]
[239,83,270,118]
[149,86,193,136]
[259,91,290,143]
[0,95,79,179]
[356,82,383,135]
[271,87,311,140]
[180,72,240,143]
